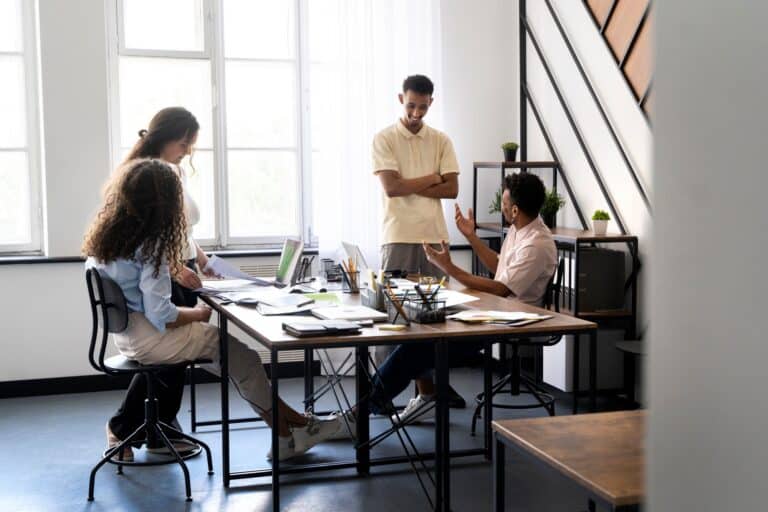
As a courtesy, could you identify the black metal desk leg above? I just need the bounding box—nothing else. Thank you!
[434,341,450,511]
[304,348,314,410]
[189,364,197,432]
[355,346,370,475]
[589,330,597,412]
[220,315,230,487]
[572,334,580,415]
[271,348,280,512]
[484,341,493,460]
[493,436,506,512]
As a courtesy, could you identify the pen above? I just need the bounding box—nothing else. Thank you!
[414,284,432,311]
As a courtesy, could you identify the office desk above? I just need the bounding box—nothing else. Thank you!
[201,288,597,512]
[492,411,645,512]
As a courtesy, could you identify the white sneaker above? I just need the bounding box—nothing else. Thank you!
[266,436,298,462]
[327,410,357,441]
[391,395,435,425]
[291,414,342,453]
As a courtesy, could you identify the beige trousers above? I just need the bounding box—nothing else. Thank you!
[113,312,272,414]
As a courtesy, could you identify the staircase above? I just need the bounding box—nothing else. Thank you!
[585,0,653,117]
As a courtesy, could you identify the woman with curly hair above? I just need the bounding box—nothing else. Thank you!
[84,159,340,461]
[99,107,208,460]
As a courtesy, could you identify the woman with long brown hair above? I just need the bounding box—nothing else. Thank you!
[100,107,208,459]
[84,159,340,461]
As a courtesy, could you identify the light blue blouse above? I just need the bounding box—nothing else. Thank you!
[86,251,180,332]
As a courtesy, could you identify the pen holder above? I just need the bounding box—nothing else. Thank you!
[361,287,386,311]
[342,270,360,294]
[384,294,411,325]
[402,298,446,324]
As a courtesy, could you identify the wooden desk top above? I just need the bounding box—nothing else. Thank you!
[202,286,596,350]
[493,411,645,507]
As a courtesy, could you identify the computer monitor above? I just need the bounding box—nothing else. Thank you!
[341,241,370,271]
[275,238,304,287]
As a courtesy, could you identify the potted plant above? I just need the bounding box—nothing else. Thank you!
[488,187,509,227]
[501,142,518,162]
[591,209,610,235]
[540,189,565,229]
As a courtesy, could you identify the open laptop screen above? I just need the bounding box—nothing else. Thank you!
[276,238,304,286]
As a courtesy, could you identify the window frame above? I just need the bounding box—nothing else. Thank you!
[0,0,44,255]
[107,0,316,250]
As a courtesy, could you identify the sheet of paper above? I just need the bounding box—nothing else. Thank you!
[203,255,272,285]
[196,279,266,294]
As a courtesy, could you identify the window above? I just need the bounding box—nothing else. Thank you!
[0,0,43,254]
[110,0,441,251]
[110,0,308,248]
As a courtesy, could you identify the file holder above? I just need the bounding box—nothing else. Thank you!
[322,258,342,282]
[402,297,446,324]
[361,287,386,311]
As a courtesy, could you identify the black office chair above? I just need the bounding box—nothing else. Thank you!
[470,258,565,436]
[85,268,214,502]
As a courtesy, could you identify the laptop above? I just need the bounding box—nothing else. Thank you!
[253,238,304,288]
[341,241,370,271]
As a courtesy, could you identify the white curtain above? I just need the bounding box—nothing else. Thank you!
[309,0,444,268]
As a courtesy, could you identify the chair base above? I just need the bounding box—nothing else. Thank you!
[103,439,203,467]
[470,373,556,437]
[88,420,214,502]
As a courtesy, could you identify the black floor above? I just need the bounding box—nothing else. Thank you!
[0,368,618,511]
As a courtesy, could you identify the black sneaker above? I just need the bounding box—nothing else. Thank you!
[448,385,466,409]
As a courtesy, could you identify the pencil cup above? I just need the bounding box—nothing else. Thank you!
[385,297,411,325]
[361,287,386,311]
[342,271,360,294]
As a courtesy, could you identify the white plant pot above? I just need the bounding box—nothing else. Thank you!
[592,219,608,235]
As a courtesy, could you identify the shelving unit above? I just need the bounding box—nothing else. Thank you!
[471,160,639,339]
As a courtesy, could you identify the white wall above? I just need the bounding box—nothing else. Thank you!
[1,0,507,382]
[39,0,112,257]
[523,1,653,392]
[440,0,517,239]
[649,2,768,511]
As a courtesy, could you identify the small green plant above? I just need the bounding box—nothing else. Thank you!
[592,209,610,221]
[500,142,519,151]
[488,187,502,214]
[541,189,565,217]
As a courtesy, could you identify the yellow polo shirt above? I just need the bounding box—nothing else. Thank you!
[372,121,460,244]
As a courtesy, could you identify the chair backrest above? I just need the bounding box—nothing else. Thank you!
[86,268,129,374]
[542,257,565,313]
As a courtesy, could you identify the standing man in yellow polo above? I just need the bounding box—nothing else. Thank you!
[372,74,465,412]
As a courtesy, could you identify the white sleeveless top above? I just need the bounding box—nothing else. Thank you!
[170,163,199,261]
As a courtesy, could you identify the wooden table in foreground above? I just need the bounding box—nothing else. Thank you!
[492,410,645,512]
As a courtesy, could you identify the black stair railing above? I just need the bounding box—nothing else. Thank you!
[545,0,651,212]
[520,1,628,234]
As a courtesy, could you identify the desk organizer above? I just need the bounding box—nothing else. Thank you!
[361,287,386,312]
[384,294,446,324]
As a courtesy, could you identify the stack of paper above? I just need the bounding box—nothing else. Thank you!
[390,288,478,308]
[446,310,551,325]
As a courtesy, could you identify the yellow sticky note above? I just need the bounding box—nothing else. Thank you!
[379,324,407,331]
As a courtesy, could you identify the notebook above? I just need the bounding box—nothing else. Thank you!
[311,305,388,323]
[282,320,362,338]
